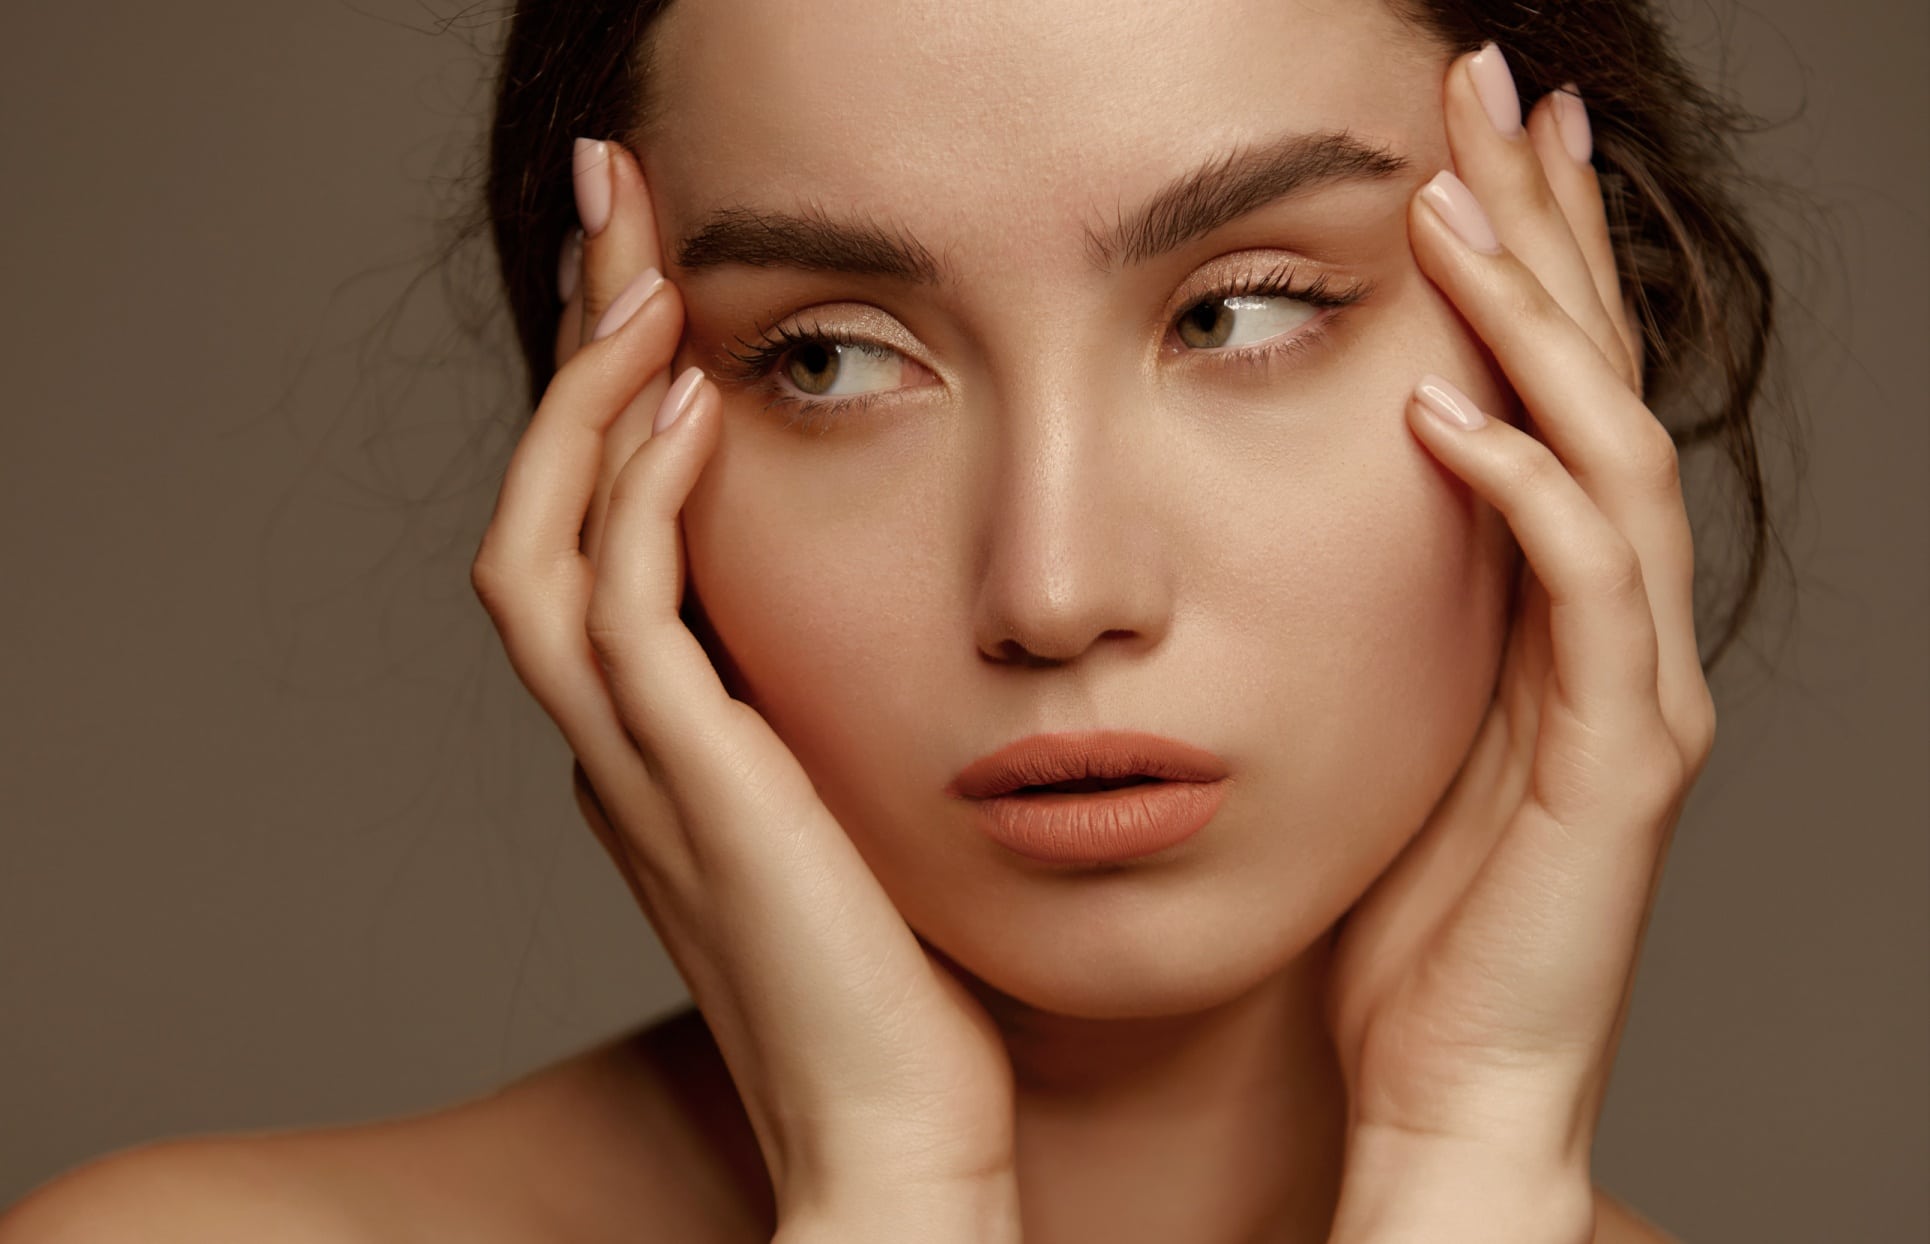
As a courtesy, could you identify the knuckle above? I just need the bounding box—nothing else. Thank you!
[469,551,514,615]
[1677,683,1720,770]
[1628,736,1689,812]
[582,597,629,665]
[583,594,656,695]
[1502,437,1566,497]
[1498,267,1554,333]
[1596,538,1648,604]
[1629,420,1682,491]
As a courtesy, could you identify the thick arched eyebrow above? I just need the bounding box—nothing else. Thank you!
[672,129,1410,286]
[1087,130,1411,269]
[677,201,948,285]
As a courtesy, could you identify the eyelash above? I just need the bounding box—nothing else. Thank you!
[713,259,1372,436]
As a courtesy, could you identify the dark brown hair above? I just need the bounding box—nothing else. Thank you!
[476,0,1794,676]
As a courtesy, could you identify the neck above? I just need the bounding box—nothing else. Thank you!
[952,929,1350,1244]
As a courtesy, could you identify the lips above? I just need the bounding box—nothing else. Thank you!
[947,729,1230,800]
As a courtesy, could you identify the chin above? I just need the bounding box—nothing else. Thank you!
[908,872,1337,1024]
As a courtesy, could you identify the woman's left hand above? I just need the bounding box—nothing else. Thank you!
[1322,43,1718,1240]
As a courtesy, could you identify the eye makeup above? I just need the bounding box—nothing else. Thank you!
[709,257,1374,437]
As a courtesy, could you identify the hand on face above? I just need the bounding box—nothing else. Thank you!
[512,39,1714,1226]
[1323,41,1715,1191]
[474,138,1021,1227]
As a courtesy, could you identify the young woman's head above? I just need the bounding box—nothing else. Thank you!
[479,0,1775,1021]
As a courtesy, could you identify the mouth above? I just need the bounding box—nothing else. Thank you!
[948,729,1229,801]
[959,764,1228,865]
[1004,775,1166,796]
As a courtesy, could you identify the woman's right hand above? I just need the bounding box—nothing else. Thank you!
[470,138,1019,1236]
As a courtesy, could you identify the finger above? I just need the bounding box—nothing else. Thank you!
[556,292,585,373]
[1524,85,1643,388]
[573,137,677,566]
[581,369,950,1053]
[1443,44,1634,397]
[572,757,653,903]
[582,368,750,800]
[555,227,585,371]
[1407,373,1662,741]
[1410,174,1709,761]
[574,137,667,348]
[471,268,681,743]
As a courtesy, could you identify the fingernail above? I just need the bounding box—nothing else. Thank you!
[656,366,705,435]
[1414,373,1488,430]
[591,266,664,341]
[1468,42,1523,137]
[573,137,614,238]
[557,228,583,304]
[1552,83,1593,164]
[1419,170,1503,254]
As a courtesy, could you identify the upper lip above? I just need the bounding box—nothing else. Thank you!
[947,729,1230,799]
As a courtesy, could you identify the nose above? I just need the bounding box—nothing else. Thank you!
[969,381,1178,669]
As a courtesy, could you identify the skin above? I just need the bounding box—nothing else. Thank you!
[0,0,1708,1240]
[617,2,1511,1236]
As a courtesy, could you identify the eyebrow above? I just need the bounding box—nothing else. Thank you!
[672,129,1410,286]
[1094,130,1411,268]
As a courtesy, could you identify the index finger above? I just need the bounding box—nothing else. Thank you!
[475,269,681,584]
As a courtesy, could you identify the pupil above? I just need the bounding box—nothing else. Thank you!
[787,342,838,395]
[1179,300,1233,349]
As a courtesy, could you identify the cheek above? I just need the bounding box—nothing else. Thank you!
[670,337,1518,1017]
[1243,448,1513,821]
[678,435,938,785]
[1232,295,1516,888]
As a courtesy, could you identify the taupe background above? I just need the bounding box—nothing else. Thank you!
[2,2,1924,1237]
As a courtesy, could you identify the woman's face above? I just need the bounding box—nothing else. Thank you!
[632,0,1516,1019]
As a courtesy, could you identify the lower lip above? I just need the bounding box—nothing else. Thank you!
[966,780,1228,865]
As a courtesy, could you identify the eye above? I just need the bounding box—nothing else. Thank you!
[716,315,938,434]
[716,261,1371,435]
[1166,261,1367,358]
[777,337,909,400]
[1175,292,1319,350]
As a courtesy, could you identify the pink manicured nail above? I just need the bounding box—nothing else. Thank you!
[591,266,664,341]
[1552,83,1593,164]
[557,229,583,304]
[656,366,705,435]
[573,137,613,238]
[1414,373,1488,430]
[1419,171,1502,254]
[1468,42,1523,137]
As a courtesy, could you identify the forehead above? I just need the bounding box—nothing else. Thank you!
[644,0,1444,265]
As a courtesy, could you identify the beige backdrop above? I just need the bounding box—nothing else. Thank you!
[2,2,1924,1237]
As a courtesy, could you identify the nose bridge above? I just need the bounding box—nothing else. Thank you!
[968,344,1177,666]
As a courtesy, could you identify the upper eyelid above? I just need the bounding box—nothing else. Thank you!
[752,258,1354,353]
[730,260,1368,396]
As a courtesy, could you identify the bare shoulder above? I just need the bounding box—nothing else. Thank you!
[0,1137,369,1244]
[1593,1185,1685,1244]
[0,1008,772,1244]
